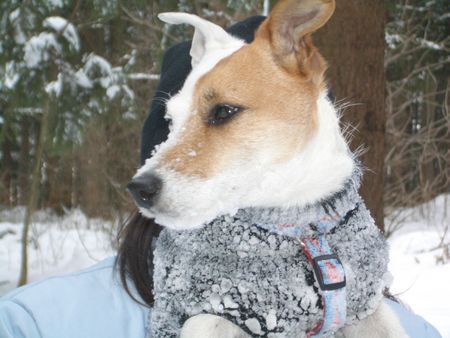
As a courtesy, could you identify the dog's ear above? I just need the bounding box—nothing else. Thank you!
[158,13,240,68]
[258,0,335,77]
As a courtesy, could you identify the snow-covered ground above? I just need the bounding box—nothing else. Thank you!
[0,196,448,336]
[0,208,115,295]
[387,194,449,337]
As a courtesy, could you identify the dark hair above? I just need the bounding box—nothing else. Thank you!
[116,210,161,306]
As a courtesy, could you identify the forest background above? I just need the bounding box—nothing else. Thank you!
[0,0,448,287]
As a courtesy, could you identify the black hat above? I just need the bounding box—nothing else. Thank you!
[140,16,266,164]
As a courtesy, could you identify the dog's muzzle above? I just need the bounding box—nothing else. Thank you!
[127,173,162,209]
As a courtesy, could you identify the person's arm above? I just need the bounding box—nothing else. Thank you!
[0,257,151,338]
[385,298,442,338]
[0,300,42,338]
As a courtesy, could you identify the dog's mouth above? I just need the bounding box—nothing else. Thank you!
[127,174,212,229]
[140,204,216,230]
[138,204,178,221]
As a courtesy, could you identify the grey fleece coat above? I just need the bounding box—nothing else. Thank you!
[150,172,390,337]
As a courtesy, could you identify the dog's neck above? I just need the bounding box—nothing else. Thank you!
[235,92,356,215]
[236,166,362,238]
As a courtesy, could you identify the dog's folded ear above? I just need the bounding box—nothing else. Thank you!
[257,0,335,78]
[158,13,242,68]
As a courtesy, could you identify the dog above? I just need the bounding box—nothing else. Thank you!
[127,0,408,337]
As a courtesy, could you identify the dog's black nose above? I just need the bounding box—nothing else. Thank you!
[127,174,162,209]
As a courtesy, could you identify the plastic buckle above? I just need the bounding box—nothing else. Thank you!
[311,254,346,291]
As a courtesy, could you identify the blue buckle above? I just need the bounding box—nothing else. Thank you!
[311,254,346,291]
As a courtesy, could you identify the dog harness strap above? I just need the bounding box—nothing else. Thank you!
[301,236,347,337]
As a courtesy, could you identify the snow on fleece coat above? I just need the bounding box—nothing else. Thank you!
[150,170,391,337]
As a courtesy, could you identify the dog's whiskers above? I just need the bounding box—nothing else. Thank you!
[153,97,171,105]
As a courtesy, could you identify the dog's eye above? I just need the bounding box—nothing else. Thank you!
[208,104,243,125]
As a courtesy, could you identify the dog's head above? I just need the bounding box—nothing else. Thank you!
[128,0,354,229]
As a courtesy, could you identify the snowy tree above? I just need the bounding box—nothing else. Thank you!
[0,0,152,211]
[0,0,154,284]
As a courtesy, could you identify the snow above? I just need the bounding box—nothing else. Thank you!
[84,53,112,78]
[385,33,403,49]
[127,73,160,81]
[9,8,26,44]
[9,8,20,22]
[14,108,43,114]
[389,231,449,334]
[106,84,121,99]
[45,73,63,96]
[266,309,277,330]
[417,37,443,50]
[119,85,135,102]
[0,208,115,296]
[402,4,432,12]
[387,194,449,337]
[75,68,93,88]
[82,54,116,89]
[223,295,238,309]
[209,293,223,312]
[24,32,62,68]
[46,0,65,8]
[4,61,20,89]
[245,317,262,335]
[43,16,80,51]
[0,195,448,337]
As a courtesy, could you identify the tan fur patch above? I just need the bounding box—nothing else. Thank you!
[161,26,327,179]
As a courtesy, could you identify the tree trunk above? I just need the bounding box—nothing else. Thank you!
[430,74,449,196]
[1,108,16,206]
[314,0,386,231]
[18,100,50,286]
[18,116,31,205]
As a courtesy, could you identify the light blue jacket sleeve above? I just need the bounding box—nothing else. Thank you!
[0,258,442,338]
[385,298,442,338]
[0,257,150,338]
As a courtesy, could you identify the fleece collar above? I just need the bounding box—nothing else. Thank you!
[236,168,362,238]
